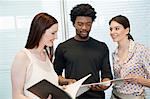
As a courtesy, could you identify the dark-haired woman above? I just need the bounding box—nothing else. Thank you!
[109,15,150,99]
[11,13,59,99]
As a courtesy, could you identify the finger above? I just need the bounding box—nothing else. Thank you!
[68,79,76,84]
[95,85,102,89]
[62,85,67,89]
[91,85,102,91]
[100,85,109,89]
[47,94,52,99]
[72,79,76,83]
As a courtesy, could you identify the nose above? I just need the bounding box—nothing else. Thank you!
[82,24,87,30]
[54,33,57,39]
[110,29,115,34]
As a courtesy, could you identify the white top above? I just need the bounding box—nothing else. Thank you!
[22,48,58,99]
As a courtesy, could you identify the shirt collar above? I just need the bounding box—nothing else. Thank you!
[129,40,135,53]
[112,40,136,63]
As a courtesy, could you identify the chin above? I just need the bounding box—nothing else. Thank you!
[112,39,118,42]
[80,35,88,39]
[46,43,53,47]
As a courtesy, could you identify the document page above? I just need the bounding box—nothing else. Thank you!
[64,74,91,99]
[81,78,129,87]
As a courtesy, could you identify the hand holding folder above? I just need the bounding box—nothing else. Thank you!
[27,74,91,99]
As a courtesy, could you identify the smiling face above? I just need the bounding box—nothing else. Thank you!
[74,16,93,40]
[109,21,129,42]
[41,23,58,47]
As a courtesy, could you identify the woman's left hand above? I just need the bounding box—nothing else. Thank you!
[125,74,150,87]
[125,74,144,84]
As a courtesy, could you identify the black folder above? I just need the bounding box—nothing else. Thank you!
[27,79,71,99]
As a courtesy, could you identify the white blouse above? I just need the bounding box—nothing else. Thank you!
[23,48,58,99]
[112,40,150,96]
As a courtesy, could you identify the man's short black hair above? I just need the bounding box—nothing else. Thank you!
[70,3,97,25]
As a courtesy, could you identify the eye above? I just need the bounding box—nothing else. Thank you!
[78,23,83,26]
[51,32,56,35]
[86,23,92,27]
[115,27,120,31]
[110,28,112,31]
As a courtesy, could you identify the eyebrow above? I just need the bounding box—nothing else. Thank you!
[110,26,123,28]
[77,21,92,24]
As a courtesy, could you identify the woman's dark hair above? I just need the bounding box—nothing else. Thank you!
[25,13,58,49]
[70,3,97,25]
[109,15,134,41]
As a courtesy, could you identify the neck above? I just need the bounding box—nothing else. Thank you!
[118,38,130,51]
[74,36,89,41]
[32,47,44,55]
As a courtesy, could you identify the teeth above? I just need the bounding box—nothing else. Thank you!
[113,34,117,36]
[112,36,116,38]
[81,33,87,35]
[111,34,117,39]
[112,34,117,38]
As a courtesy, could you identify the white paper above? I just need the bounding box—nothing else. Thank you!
[64,74,91,99]
[111,78,130,85]
[76,85,90,97]
[81,78,129,87]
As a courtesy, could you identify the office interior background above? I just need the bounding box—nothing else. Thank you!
[0,0,150,98]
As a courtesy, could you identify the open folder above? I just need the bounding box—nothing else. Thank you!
[27,74,91,99]
[81,78,130,87]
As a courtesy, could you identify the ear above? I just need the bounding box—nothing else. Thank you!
[72,22,75,27]
[125,27,130,34]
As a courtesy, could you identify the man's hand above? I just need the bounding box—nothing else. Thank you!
[90,78,112,91]
[64,78,76,85]
[58,76,76,85]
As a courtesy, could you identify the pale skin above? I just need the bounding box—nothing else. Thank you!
[125,74,150,88]
[11,24,58,99]
[110,20,150,88]
[58,16,111,91]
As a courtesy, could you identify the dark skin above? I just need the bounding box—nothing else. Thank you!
[59,16,111,91]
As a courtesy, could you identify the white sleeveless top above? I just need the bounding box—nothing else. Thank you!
[22,48,58,99]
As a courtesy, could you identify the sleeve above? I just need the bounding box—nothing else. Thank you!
[101,43,113,80]
[141,46,150,79]
[53,44,66,75]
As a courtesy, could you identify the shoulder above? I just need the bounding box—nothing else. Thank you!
[90,37,106,44]
[135,41,149,52]
[15,49,29,61]
[133,41,150,57]
[90,37,108,48]
[57,38,74,48]
[62,38,74,44]
[11,49,30,69]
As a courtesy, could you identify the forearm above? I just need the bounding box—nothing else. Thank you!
[12,94,31,99]
[137,78,150,88]
[126,75,150,88]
